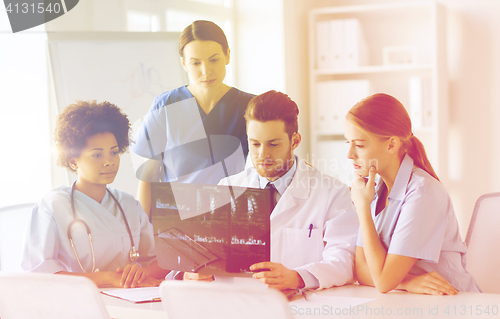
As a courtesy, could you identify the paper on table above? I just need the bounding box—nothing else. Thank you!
[290,293,375,311]
[101,287,161,303]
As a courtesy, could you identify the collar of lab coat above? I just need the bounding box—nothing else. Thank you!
[387,154,414,201]
[270,156,311,218]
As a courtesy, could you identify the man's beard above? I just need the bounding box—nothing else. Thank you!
[254,151,294,180]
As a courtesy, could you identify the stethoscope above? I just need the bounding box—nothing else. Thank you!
[68,182,139,273]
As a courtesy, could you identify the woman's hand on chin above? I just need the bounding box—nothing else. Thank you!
[351,165,377,213]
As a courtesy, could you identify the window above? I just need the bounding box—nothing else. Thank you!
[127,11,160,32]
[125,0,235,86]
[0,19,51,207]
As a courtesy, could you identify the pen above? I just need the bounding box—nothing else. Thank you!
[308,224,313,237]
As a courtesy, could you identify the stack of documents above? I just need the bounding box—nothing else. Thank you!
[316,19,368,70]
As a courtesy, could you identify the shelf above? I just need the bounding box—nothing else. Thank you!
[310,1,434,16]
[308,1,448,183]
[314,64,434,76]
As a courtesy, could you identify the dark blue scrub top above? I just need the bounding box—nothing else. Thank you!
[131,86,254,184]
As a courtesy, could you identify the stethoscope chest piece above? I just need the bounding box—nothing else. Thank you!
[69,182,140,272]
[129,246,140,263]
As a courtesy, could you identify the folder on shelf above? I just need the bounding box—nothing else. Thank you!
[409,76,423,129]
[329,19,344,69]
[316,81,336,133]
[409,76,433,128]
[343,19,368,68]
[316,19,368,70]
[421,77,433,127]
[315,79,371,135]
[316,20,330,69]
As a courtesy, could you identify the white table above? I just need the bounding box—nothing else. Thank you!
[291,285,500,319]
[102,283,500,319]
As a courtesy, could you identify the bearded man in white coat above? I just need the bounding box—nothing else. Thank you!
[218,90,359,293]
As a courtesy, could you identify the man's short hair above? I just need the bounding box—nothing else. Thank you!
[244,90,299,139]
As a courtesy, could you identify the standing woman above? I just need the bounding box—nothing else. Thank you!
[345,93,481,294]
[22,101,168,288]
[132,20,254,217]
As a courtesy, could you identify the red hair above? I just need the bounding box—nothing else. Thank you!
[346,93,439,181]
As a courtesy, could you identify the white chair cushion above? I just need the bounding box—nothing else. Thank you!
[0,203,33,272]
[160,279,292,319]
[0,273,110,319]
[465,193,500,293]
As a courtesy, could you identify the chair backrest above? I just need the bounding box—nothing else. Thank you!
[465,192,500,293]
[0,272,110,319]
[0,203,34,271]
[160,280,293,319]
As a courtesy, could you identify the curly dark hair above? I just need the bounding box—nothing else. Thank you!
[54,100,130,172]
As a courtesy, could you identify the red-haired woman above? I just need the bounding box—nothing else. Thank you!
[345,93,481,294]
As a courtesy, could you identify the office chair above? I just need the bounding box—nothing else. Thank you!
[465,192,500,293]
[160,280,293,319]
[0,273,111,319]
[0,203,34,271]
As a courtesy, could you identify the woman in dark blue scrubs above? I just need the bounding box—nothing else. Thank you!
[131,20,254,216]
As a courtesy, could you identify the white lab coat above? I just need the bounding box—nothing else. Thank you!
[22,186,156,273]
[219,157,358,289]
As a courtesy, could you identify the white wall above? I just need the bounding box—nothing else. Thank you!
[0,12,51,207]
[233,0,286,95]
[444,0,500,236]
[283,0,500,238]
[235,0,312,159]
[282,0,317,160]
